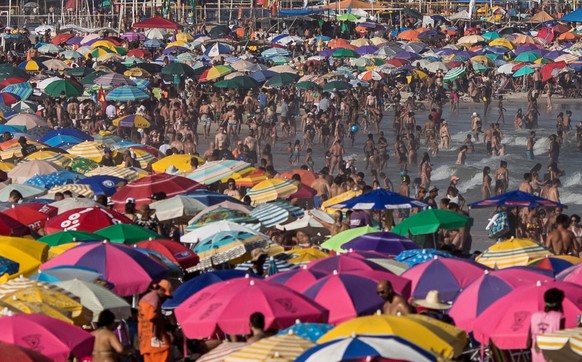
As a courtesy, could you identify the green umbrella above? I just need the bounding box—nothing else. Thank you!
[214,75,260,89]
[296,81,321,90]
[320,226,380,252]
[513,65,535,77]
[69,157,100,174]
[92,134,122,145]
[482,31,500,40]
[514,51,541,63]
[11,100,38,113]
[94,224,162,245]
[161,62,195,77]
[322,80,352,91]
[443,66,466,82]
[113,46,128,56]
[337,13,360,22]
[44,79,83,97]
[391,209,470,236]
[0,64,28,79]
[264,72,300,88]
[38,230,102,247]
[332,48,360,58]
[472,62,489,73]
[271,55,291,65]
[67,66,96,78]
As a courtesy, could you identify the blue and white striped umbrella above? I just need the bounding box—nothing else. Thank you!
[250,202,305,227]
[143,38,166,48]
[235,256,298,275]
[133,78,150,89]
[106,85,149,102]
[295,335,440,362]
[261,47,290,58]
[203,42,233,57]
[1,82,33,100]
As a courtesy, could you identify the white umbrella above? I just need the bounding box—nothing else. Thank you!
[34,24,55,35]
[56,279,131,322]
[50,197,102,214]
[0,184,46,201]
[43,59,69,71]
[497,63,515,75]
[149,195,207,222]
[145,28,167,40]
[425,61,450,73]
[181,220,261,244]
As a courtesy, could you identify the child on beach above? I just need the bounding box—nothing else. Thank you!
[430,138,439,157]
[289,140,301,165]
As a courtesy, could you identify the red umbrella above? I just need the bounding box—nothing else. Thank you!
[111,174,205,211]
[127,49,151,58]
[385,59,409,67]
[2,203,58,230]
[174,278,328,339]
[0,77,26,89]
[287,183,317,199]
[0,213,31,237]
[541,61,567,82]
[0,341,52,362]
[135,239,199,271]
[51,33,74,45]
[0,92,20,106]
[44,206,133,234]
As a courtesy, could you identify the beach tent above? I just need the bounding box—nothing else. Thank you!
[561,8,582,22]
[132,16,181,30]
[449,10,471,20]
[526,10,554,23]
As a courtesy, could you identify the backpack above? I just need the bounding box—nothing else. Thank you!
[487,211,510,240]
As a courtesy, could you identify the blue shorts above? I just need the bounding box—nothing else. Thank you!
[526,149,534,160]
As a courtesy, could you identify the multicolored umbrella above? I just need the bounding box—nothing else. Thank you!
[25,170,84,189]
[106,85,149,101]
[226,334,315,361]
[67,141,109,162]
[192,231,269,270]
[174,278,328,338]
[320,226,379,252]
[41,241,168,296]
[475,238,552,269]
[112,114,151,128]
[307,254,388,274]
[76,175,124,196]
[188,160,251,185]
[85,166,140,181]
[44,206,133,234]
[1,82,33,100]
[246,179,299,205]
[278,323,334,343]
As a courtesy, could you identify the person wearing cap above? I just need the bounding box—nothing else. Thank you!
[471,112,482,141]
[424,186,439,209]
[412,290,453,323]
[138,280,173,362]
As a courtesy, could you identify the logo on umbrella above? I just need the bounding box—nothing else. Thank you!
[200,303,222,320]
[187,292,213,308]
[102,180,115,188]
[22,334,44,352]
[511,311,530,332]
[275,298,297,313]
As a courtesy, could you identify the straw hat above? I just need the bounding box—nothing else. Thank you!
[412,290,451,310]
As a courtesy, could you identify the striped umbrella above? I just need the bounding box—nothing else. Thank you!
[234,169,269,187]
[225,334,314,362]
[48,184,94,198]
[188,160,251,185]
[199,65,233,82]
[246,179,298,205]
[476,238,552,269]
[25,151,73,167]
[193,231,270,270]
[106,85,149,102]
[198,342,247,362]
[443,66,466,82]
[1,82,32,100]
[85,166,141,181]
[537,328,582,360]
[67,141,108,162]
[112,114,151,128]
[250,202,305,227]
[235,256,299,274]
[94,73,136,87]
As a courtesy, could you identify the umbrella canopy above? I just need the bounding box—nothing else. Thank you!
[295,335,440,362]
[38,230,101,246]
[0,212,32,237]
[2,203,57,230]
[94,224,161,244]
[149,195,207,222]
[267,266,326,292]
[308,255,388,274]
[278,323,334,343]
[135,238,198,271]
[187,160,251,185]
[449,267,554,331]
[0,341,52,362]
[6,113,47,129]
[174,278,328,339]
[0,184,46,201]
[320,226,380,252]
[111,174,205,211]
[214,76,260,89]
[529,255,580,275]
[106,85,149,101]
[192,231,269,270]
[469,190,566,208]
[246,179,298,205]
[537,327,582,361]
[476,238,553,269]
[401,257,487,301]
[44,206,133,234]
[392,209,470,236]
[8,160,63,184]
[473,281,582,349]
[250,202,305,228]
[181,220,261,244]
[41,241,168,296]
[225,334,315,361]
[44,79,83,97]
[341,232,419,254]
[25,170,84,189]
[0,314,94,362]
[76,175,125,197]
[286,248,330,265]
[318,314,468,359]
[151,154,201,173]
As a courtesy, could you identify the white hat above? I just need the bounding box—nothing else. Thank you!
[412,290,451,310]
[472,112,478,117]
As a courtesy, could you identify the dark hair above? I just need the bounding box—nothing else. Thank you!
[125,201,136,214]
[250,312,265,329]
[9,190,23,200]
[544,288,565,313]
[96,309,116,328]
[557,214,570,227]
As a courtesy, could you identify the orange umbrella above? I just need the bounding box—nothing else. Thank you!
[279,169,318,185]
[235,169,268,187]
[328,38,352,49]
[558,32,578,41]
[397,29,420,41]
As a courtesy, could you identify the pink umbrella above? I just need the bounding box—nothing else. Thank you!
[473,281,582,349]
[174,277,328,338]
[308,255,389,274]
[44,206,133,234]
[266,265,327,292]
[401,257,487,302]
[557,262,582,284]
[342,270,411,299]
[303,271,384,324]
[449,267,554,331]
[0,314,94,362]
[41,241,168,296]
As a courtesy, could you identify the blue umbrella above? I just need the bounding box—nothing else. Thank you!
[106,85,149,101]
[25,170,85,189]
[235,256,298,275]
[0,82,33,100]
[469,190,566,209]
[203,42,233,57]
[0,124,26,133]
[355,45,378,56]
[77,175,125,196]
[395,248,454,267]
[30,266,103,283]
[184,189,246,207]
[0,255,19,276]
[250,202,304,227]
[163,46,188,54]
[162,270,256,310]
[278,323,334,342]
[134,247,183,277]
[249,69,277,82]
[40,128,93,143]
[144,38,165,48]
[328,188,427,210]
[133,78,150,89]
[261,47,290,58]
[40,134,85,148]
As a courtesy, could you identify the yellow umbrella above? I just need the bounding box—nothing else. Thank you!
[176,32,194,42]
[112,114,151,128]
[85,166,141,181]
[151,154,202,173]
[124,68,151,77]
[370,37,388,46]
[166,40,188,48]
[318,314,468,359]
[48,242,80,260]
[0,237,48,262]
[91,40,117,50]
[321,190,362,214]
[0,245,41,278]
[0,299,75,323]
[471,55,495,66]
[68,141,109,162]
[489,38,514,50]
[287,247,329,264]
[225,334,314,362]
[97,53,124,62]
[475,237,552,269]
[0,161,14,171]
[246,178,298,205]
[48,184,94,198]
[25,150,73,167]
[350,38,370,47]
[130,148,158,169]
[234,170,269,188]
[222,166,256,183]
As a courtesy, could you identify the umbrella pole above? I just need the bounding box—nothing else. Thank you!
[433,233,437,249]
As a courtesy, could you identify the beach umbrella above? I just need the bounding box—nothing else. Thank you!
[187,159,250,185]
[449,267,554,331]
[322,80,352,91]
[235,256,298,276]
[76,175,124,197]
[0,184,46,202]
[55,279,131,322]
[191,231,269,270]
[214,75,260,89]
[513,65,535,77]
[111,114,151,128]
[392,209,470,237]
[203,42,233,57]
[473,281,582,350]
[295,335,440,362]
[25,170,84,189]
[186,204,254,229]
[94,224,161,245]
[331,48,360,58]
[6,113,47,129]
[0,341,52,362]
[1,82,33,100]
[106,85,149,101]
[43,79,83,97]
[8,160,63,184]
[152,154,201,173]
[318,314,468,359]
[43,59,69,71]
[2,202,56,230]
[37,43,62,54]
[329,188,427,210]
[457,34,485,44]
[0,242,43,277]
[199,64,233,82]
[515,50,542,62]
[196,342,246,362]
[264,72,300,88]
[286,248,329,265]
[60,50,84,60]
[181,220,261,244]
[15,59,41,72]
[308,254,388,274]
[0,92,20,106]
[41,241,168,296]
[135,239,199,271]
[469,190,565,208]
[226,334,315,361]
[174,278,328,339]
[0,314,94,362]
[184,189,246,207]
[489,38,514,49]
[246,179,298,205]
[143,38,165,48]
[475,238,553,269]
[0,64,28,79]
[11,100,38,113]
[340,232,419,254]
[529,255,580,275]
[93,73,136,87]
[149,195,206,222]
[47,184,94,198]
[38,230,101,246]
[0,255,19,276]
[320,226,379,252]
[278,323,334,343]
[537,327,582,360]
[67,141,108,162]
[66,65,95,77]
[49,198,101,215]
[250,202,304,227]
[401,257,487,302]
[443,66,466,82]
[111,174,205,211]
[44,206,133,234]
[266,266,326,292]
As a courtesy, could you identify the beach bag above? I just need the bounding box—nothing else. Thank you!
[487,211,510,240]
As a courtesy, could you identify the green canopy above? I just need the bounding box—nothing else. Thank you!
[332,48,360,58]
[296,81,321,90]
[391,209,470,236]
[322,80,352,91]
[337,13,360,22]
[66,66,96,78]
[264,72,300,88]
[44,79,83,97]
[38,230,102,247]
[320,226,380,252]
[94,224,162,245]
[214,76,260,89]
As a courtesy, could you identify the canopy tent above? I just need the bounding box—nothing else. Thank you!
[132,16,181,30]
[526,10,554,23]
[561,8,582,22]
[449,10,470,20]
[320,0,376,10]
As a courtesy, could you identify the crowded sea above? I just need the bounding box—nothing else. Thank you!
[4,2,582,362]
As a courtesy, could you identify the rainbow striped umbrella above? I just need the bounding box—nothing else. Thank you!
[67,141,108,162]
[199,65,233,82]
[476,238,552,269]
[246,178,298,205]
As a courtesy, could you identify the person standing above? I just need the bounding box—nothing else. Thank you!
[527,131,537,160]
[138,280,173,362]
[530,288,565,362]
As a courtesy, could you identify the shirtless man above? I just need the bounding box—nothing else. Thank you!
[311,171,331,199]
[494,161,509,194]
[423,115,436,146]
[546,214,579,255]
[484,123,495,156]
[315,210,349,236]
[547,179,561,203]
[518,173,533,194]
[526,131,536,160]
[91,310,130,362]
[377,280,412,316]
[214,126,229,152]
[243,129,259,164]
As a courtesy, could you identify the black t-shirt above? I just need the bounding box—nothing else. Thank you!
[21,143,37,157]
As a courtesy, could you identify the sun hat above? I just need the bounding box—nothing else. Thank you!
[412,290,451,310]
